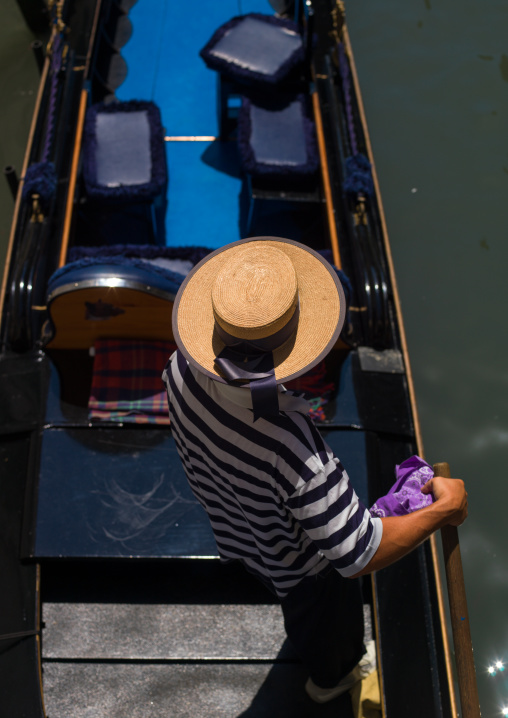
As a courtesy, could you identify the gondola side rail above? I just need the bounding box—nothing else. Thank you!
[434,461,481,718]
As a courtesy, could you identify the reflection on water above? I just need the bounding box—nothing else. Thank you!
[347,0,508,714]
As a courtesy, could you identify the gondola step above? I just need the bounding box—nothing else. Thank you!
[42,603,290,661]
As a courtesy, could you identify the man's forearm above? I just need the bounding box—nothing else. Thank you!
[351,484,465,577]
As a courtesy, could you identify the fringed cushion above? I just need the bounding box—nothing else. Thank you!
[200,14,304,86]
[67,244,211,265]
[88,339,176,424]
[48,246,212,299]
[83,100,167,202]
[237,94,319,178]
[47,257,186,299]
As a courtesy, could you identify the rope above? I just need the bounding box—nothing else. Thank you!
[338,42,374,197]
[338,42,358,156]
[41,31,63,164]
[22,2,65,208]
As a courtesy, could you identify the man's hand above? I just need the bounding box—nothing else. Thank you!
[350,474,469,577]
[421,475,468,527]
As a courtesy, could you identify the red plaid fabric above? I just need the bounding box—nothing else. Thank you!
[285,360,335,422]
[88,339,177,424]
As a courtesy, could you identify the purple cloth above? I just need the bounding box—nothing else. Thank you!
[370,456,434,518]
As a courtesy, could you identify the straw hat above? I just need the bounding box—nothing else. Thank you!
[172,237,345,385]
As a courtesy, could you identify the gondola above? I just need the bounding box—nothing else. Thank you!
[1,0,457,716]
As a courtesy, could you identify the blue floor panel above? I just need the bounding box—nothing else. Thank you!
[115,1,167,104]
[117,0,270,136]
[166,140,243,249]
[116,0,270,248]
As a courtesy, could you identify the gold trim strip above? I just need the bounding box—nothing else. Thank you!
[164,136,216,142]
[371,575,387,718]
[59,88,88,268]
[311,76,342,269]
[36,564,47,717]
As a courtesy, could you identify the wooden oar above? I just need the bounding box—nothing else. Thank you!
[433,462,481,718]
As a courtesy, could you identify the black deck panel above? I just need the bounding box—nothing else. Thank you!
[44,354,93,426]
[34,427,217,559]
[0,431,45,718]
[0,351,49,434]
[40,558,280,604]
[320,428,369,506]
[352,351,414,437]
[323,350,362,428]
[42,662,355,718]
[374,545,452,718]
[33,427,372,559]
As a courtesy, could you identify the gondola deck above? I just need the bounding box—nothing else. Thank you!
[0,1,457,716]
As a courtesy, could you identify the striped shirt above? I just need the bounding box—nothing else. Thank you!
[163,350,382,598]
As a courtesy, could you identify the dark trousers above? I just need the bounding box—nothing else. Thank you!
[279,566,365,688]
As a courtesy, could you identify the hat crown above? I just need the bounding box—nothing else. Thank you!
[212,245,298,340]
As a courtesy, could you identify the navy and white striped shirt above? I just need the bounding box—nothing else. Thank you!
[163,350,382,598]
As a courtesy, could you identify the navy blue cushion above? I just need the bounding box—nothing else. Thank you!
[67,244,211,265]
[48,247,213,300]
[237,94,319,178]
[200,14,304,86]
[48,258,184,301]
[82,100,168,202]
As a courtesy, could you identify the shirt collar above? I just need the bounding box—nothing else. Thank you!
[188,363,310,415]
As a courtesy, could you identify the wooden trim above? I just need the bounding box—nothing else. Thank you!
[164,136,216,142]
[84,0,104,78]
[311,78,342,269]
[429,531,457,714]
[58,88,88,268]
[35,564,47,717]
[342,22,457,718]
[370,574,387,718]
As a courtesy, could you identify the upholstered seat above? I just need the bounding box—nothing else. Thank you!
[200,13,304,88]
[200,12,308,138]
[82,100,168,244]
[45,245,211,349]
[237,93,320,234]
[237,93,318,179]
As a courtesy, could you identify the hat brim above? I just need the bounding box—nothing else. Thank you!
[172,237,346,384]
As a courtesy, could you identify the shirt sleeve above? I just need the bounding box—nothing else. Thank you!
[285,453,383,577]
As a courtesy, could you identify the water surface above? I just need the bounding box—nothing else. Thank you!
[347,1,508,714]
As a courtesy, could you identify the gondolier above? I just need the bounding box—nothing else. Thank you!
[163,236,468,703]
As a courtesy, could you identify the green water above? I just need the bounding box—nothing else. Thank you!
[347,1,508,715]
[1,0,507,715]
[0,2,40,258]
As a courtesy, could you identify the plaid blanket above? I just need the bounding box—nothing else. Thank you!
[88,339,176,424]
[88,341,336,424]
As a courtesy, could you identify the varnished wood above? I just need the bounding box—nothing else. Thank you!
[47,287,174,349]
[58,88,88,268]
[311,81,342,269]
[433,462,481,718]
